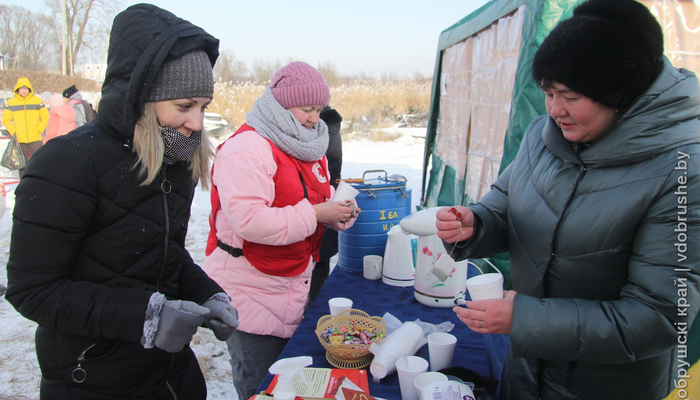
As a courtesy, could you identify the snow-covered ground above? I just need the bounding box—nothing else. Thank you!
[0,133,427,399]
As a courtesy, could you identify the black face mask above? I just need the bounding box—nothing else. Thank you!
[160,126,201,164]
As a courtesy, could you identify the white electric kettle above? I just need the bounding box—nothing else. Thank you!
[400,208,468,308]
[382,225,416,287]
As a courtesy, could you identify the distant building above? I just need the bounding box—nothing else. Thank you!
[74,63,107,83]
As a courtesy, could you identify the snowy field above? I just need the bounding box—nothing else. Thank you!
[0,131,427,400]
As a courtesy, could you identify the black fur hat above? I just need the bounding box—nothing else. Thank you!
[532,0,664,111]
[63,85,78,99]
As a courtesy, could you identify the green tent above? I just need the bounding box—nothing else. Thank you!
[423,0,700,209]
[422,0,586,289]
[421,0,700,395]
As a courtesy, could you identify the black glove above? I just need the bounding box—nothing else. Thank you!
[203,293,239,341]
[153,300,209,353]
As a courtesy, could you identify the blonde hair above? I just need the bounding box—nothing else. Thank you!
[133,102,213,189]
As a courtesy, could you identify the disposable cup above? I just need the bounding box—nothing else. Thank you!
[413,371,448,399]
[331,180,359,202]
[363,255,383,280]
[328,297,353,316]
[396,356,429,400]
[427,332,457,372]
[466,273,504,301]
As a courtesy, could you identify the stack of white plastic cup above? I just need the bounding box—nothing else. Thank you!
[369,321,427,380]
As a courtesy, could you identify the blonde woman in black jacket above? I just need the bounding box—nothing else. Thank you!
[6,4,238,399]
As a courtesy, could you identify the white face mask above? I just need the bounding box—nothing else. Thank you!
[160,126,201,164]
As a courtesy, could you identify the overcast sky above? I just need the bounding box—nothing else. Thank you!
[4,0,491,78]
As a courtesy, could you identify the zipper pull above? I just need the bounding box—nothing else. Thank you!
[72,353,88,383]
[160,168,171,194]
[71,341,98,383]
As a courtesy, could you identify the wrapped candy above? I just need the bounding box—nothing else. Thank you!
[320,322,383,346]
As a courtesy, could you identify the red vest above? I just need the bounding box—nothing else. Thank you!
[206,124,330,277]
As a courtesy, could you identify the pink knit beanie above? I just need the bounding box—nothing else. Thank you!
[270,62,330,109]
[49,93,64,108]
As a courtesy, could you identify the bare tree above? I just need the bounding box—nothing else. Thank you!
[44,0,122,75]
[21,13,61,71]
[0,5,59,71]
[316,61,340,87]
[250,59,285,84]
[214,49,250,83]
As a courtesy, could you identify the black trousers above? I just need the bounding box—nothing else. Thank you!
[308,259,330,304]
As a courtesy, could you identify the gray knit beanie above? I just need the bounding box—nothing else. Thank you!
[145,49,214,101]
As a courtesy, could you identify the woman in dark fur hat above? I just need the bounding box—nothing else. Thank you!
[436,0,700,399]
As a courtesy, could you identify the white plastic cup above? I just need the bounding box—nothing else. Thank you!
[396,356,429,400]
[363,255,383,280]
[413,371,448,399]
[427,332,457,372]
[331,180,359,202]
[466,273,504,301]
[328,297,353,316]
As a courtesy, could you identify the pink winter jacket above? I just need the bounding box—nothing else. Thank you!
[44,103,76,143]
[203,130,355,338]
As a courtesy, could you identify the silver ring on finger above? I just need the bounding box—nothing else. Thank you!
[479,320,483,328]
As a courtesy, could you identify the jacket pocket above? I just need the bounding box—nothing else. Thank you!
[56,332,169,393]
[70,339,121,383]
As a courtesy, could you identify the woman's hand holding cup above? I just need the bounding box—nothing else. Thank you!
[314,200,360,224]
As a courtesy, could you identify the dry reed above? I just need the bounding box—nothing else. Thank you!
[210,79,431,141]
[0,70,432,142]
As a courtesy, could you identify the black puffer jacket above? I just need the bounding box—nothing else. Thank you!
[319,107,343,260]
[6,4,222,399]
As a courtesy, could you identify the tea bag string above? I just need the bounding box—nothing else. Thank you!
[449,231,460,259]
[446,209,485,275]
[447,207,464,260]
[448,208,488,306]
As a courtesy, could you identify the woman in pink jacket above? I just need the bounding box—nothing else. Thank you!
[44,93,77,143]
[204,62,359,399]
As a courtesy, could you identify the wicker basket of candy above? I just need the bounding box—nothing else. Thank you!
[315,309,386,366]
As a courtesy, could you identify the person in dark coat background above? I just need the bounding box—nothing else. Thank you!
[5,4,238,400]
[436,0,700,399]
[62,84,97,128]
[309,106,343,303]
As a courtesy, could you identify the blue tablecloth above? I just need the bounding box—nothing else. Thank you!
[258,267,510,399]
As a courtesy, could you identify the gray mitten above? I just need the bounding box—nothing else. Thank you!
[203,293,239,341]
[153,300,209,353]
